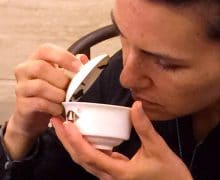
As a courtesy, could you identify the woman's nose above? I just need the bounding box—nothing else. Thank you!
[120,50,152,90]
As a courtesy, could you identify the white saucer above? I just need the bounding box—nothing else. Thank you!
[65,54,110,102]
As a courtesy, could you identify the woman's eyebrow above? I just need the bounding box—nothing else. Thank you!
[111,11,126,38]
[110,11,186,63]
[142,49,186,63]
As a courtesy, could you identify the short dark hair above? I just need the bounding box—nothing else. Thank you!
[152,0,220,42]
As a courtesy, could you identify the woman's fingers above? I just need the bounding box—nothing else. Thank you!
[31,43,80,72]
[51,118,127,177]
[15,79,66,103]
[51,101,192,180]
[131,101,178,160]
[110,152,129,161]
[131,101,163,150]
[15,60,70,89]
[131,101,156,140]
[16,97,63,117]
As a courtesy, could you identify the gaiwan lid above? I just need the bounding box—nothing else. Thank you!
[65,54,110,102]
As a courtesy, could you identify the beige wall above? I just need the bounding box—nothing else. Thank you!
[0,0,120,124]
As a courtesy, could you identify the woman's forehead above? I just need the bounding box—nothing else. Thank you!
[114,1,206,52]
[114,0,220,43]
[113,1,220,65]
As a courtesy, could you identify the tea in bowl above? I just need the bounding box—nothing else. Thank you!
[62,102,131,150]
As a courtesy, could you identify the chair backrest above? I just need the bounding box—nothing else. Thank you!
[67,24,119,58]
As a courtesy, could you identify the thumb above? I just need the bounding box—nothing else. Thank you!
[131,101,158,146]
[76,54,89,64]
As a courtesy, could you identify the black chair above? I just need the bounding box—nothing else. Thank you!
[67,24,119,58]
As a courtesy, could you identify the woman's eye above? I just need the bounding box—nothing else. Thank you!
[160,64,180,71]
[156,59,181,71]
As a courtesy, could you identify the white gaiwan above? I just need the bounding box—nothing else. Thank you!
[63,54,132,150]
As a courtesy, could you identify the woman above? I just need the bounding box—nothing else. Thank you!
[1,0,220,179]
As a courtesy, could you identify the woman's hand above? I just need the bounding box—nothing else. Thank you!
[4,43,88,159]
[52,101,192,180]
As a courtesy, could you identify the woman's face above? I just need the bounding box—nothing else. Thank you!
[113,0,220,120]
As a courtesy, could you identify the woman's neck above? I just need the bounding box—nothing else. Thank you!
[192,103,220,142]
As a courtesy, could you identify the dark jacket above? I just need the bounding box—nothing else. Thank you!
[1,51,220,180]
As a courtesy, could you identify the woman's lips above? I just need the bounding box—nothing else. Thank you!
[131,93,162,107]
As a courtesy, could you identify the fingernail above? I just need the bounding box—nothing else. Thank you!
[50,117,54,124]
[48,122,53,128]
[50,116,62,126]
[135,101,145,115]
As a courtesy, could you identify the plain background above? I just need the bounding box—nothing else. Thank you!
[0,0,120,124]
